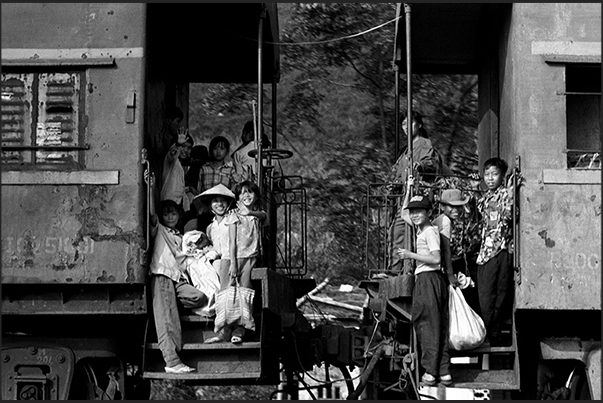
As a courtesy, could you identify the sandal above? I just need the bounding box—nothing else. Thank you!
[230,336,243,344]
[205,336,226,344]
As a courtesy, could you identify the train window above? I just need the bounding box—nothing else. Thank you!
[1,71,84,169]
[565,64,601,169]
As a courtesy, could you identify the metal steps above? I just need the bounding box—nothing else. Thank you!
[447,316,519,390]
[360,276,521,392]
[142,269,301,385]
[143,312,264,382]
[448,369,517,389]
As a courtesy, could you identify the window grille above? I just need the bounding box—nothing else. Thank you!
[1,71,85,168]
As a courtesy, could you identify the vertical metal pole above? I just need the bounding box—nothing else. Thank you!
[403,3,415,266]
[404,3,413,169]
[269,75,278,270]
[272,79,278,148]
[257,5,266,196]
[394,63,400,159]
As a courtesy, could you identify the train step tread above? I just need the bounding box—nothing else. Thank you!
[180,314,214,322]
[449,344,516,354]
[142,371,261,381]
[447,369,519,390]
[146,342,261,351]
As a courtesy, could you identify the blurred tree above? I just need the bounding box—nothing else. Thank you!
[188,3,479,284]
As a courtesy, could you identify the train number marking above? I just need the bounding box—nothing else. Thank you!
[35,349,52,365]
[2,236,95,255]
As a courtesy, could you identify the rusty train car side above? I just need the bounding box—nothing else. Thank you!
[1,3,285,400]
[2,4,149,399]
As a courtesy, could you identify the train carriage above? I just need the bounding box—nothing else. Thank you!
[360,3,601,400]
[2,2,601,401]
[1,3,303,400]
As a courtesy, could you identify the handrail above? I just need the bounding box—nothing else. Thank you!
[513,155,522,285]
[141,148,151,254]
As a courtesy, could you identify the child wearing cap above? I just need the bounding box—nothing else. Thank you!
[432,189,471,287]
[398,175,451,387]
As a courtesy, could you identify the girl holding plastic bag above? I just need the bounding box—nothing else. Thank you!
[217,181,267,344]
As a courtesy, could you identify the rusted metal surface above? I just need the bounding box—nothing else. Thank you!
[1,3,147,285]
[517,181,601,310]
[1,184,146,284]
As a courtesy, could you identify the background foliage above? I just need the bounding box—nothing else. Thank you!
[153,3,479,400]
[187,3,478,286]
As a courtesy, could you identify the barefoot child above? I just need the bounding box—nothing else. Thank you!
[146,171,208,374]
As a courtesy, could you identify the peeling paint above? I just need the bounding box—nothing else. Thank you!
[538,229,556,248]
[96,270,115,282]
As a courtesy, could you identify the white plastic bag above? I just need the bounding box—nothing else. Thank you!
[448,285,486,350]
[182,231,221,316]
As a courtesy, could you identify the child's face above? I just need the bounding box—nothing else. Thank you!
[210,196,230,216]
[168,118,182,137]
[402,118,421,137]
[484,166,504,190]
[409,208,430,226]
[161,207,180,229]
[179,142,192,160]
[442,204,464,221]
[242,130,254,144]
[239,187,256,208]
[211,143,228,162]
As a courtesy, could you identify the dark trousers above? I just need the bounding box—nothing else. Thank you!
[477,250,513,340]
[412,271,450,377]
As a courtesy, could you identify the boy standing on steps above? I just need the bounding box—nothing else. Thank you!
[146,171,208,374]
[476,157,515,347]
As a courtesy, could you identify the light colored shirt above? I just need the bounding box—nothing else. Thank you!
[150,222,187,282]
[160,144,185,204]
[232,141,257,183]
[414,225,441,275]
[206,215,231,260]
[432,214,451,239]
[225,209,262,258]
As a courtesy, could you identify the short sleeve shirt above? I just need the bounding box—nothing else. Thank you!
[206,215,231,260]
[433,213,466,260]
[198,161,235,193]
[150,222,187,282]
[432,214,451,239]
[224,209,262,258]
[415,225,441,275]
[476,186,513,265]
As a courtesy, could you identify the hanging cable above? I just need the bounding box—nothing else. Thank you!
[219,15,402,47]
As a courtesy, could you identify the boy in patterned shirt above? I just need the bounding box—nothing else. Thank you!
[475,157,514,346]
